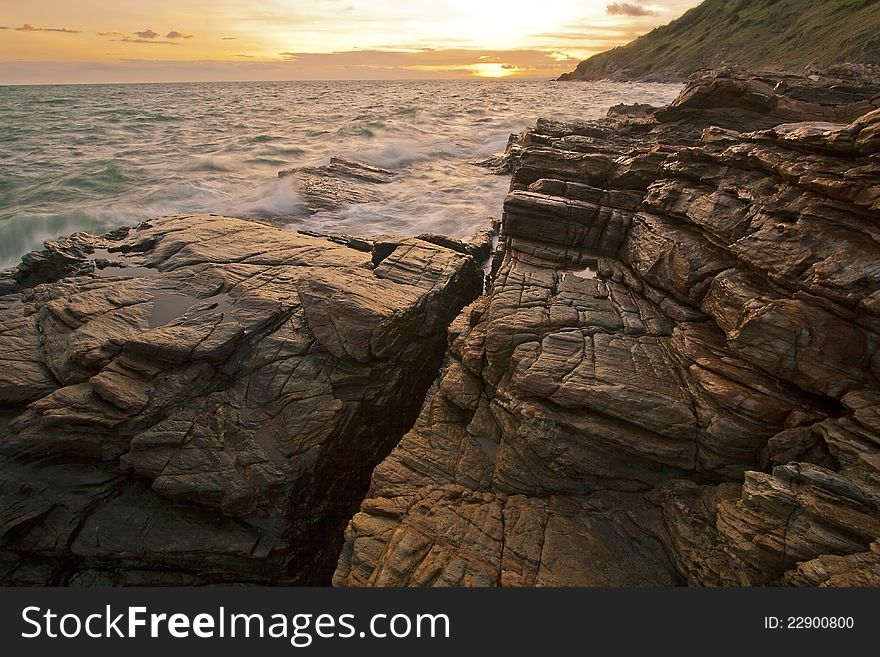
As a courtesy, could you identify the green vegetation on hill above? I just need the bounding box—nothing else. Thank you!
[559,0,880,81]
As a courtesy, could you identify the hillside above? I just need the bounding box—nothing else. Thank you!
[559,0,880,82]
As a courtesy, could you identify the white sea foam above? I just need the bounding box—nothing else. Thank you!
[0,79,682,269]
[229,178,306,217]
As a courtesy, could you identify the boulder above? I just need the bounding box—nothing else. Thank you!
[0,214,482,584]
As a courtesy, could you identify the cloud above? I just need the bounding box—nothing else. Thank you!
[97,29,187,45]
[276,48,580,77]
[221,37,238,40]
[606,2,656,16]
[0,50,584,84]
[114,37,181,45]
[13,23,80,33]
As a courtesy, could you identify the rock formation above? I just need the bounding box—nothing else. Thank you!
[278,157,396,215]
[334,70,880,586]
[1,68,878,588]
[0,215,483,584]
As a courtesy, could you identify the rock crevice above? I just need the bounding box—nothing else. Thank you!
[334,70,880,587]
[0,215,483,584]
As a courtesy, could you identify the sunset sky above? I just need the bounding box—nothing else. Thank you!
[0,1,702,83]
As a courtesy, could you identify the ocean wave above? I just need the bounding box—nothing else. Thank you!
[31,97,70,106]
[1,79,684,269]
[178,157,236,173]
[0,211,116,269]
[227,178,306,217]
[247,134,282,144]
[244,157,289,167]
[267,145,307,157]
[60,165,133,192]
[345,137,474,170]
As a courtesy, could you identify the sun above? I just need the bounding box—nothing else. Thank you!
[470,63,518,78]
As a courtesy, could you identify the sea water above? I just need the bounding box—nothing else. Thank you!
[0,79,680,269]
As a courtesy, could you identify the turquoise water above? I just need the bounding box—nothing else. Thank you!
[0,79,680,269]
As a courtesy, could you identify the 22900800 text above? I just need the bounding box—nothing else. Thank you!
[764,617,854,629]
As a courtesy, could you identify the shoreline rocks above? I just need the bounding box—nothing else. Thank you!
[334,69,880,587]
[278,157,397,215]
[1,67,878,587]
[0,214,483,584]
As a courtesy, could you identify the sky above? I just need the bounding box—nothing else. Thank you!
[0,1,703,83]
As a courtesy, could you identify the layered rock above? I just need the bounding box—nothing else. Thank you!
[335,71,880,587]
[0,214,483,584]
[278,157,396,214]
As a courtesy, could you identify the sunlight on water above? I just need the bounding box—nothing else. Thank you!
[0,79,681,269]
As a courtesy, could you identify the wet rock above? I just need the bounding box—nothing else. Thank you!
[0,214,482,584]
[783,541,880,586]
[279,157,396,214]
[655,69,880,131]
[418,218,500,266]
[337,69,880,587]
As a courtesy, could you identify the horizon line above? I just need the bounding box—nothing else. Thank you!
[0,76,578,87]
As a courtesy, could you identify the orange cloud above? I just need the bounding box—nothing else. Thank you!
[12,23,80,33]
[606,2,656,17]
[276,48,580,77]
[0,48,586,84]
[114,37,181,45]
[96,29,193,45]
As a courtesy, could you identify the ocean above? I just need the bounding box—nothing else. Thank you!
[0,79,680,269]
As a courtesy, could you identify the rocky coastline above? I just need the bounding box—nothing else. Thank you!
[0,216,485,584]
[1,68,879,586]
[335,69,880,587]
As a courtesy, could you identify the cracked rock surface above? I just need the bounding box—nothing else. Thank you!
[0,214,483,584]
[334,70,880,587]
